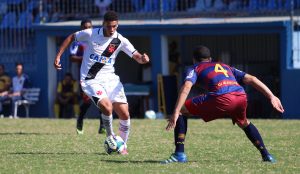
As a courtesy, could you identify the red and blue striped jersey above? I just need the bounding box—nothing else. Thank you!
[185,62,246,95]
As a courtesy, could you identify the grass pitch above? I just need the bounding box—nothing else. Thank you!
[0,118,299,174]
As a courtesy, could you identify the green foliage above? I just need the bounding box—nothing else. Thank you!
[0,119,299,174]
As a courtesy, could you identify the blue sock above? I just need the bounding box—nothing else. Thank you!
[243,122,270,158]
[174,115,187,153]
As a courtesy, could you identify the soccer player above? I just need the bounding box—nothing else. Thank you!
[162,45,284,164]
[54,11,150,154]
[69,19,105,135]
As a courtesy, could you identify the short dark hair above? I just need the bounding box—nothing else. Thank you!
[80,19,92,28]
[15,62,23,67]
[103,11,118,22]
[193,45,211,61]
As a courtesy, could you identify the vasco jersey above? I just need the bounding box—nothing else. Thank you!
[75,28,136,81]
[185,62,246,95]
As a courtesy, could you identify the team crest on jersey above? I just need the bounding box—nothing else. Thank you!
[96,90,103,96]
[108,44,116,53]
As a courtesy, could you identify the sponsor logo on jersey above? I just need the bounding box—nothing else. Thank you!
[217,80,238,87]
[89,54,112,64]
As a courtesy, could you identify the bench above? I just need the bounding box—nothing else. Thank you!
[13,88,41,118]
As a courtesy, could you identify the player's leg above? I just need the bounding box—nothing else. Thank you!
[98,109,106,134]
[76,101,90,134]
[232,94,276,163]
[98,98,114,137]
[113,102,130,143]
[162,105,189,164]
[81,81,114,137]
[237,120,276,163]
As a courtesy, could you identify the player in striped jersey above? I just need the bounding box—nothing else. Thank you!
[162,45,284,164]
[69,19,105,135]
[54,11,149,154]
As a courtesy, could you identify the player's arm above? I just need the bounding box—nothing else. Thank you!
[243,73,284,113]
[166,80,193,131]
[132,51,150,64]
[54,34,75,70]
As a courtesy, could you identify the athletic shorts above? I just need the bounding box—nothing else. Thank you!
[80,74,127,107]
[185,92,247,125]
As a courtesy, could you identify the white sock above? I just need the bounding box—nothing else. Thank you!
[119,119,130,143]
[101,114,114,137]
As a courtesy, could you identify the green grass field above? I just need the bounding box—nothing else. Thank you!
[0,118,299,174]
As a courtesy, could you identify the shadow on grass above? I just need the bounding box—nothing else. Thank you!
[101,159,198,164]
[0,132,70,135]
[8,152,107,155]
[100,159,161,164]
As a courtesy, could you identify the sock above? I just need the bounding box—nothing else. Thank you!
[243,122,270,158]
[101,113,114,137]
[174,115,187,153]
[119,119,130,143]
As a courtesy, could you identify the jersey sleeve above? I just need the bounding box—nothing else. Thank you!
[121,37,137,58]
[74,28,92,42]
[231,67,246,84]
[184,67,197,84]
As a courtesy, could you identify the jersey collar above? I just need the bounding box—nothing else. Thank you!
[99,27,118,38]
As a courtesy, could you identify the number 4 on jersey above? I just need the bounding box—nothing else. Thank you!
[214,64,229,77]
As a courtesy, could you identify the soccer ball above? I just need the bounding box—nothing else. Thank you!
[104,135,127,154]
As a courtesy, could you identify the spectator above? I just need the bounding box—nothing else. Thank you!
[213,0,227,11]
[9,63,31,118]
[188,0,213,12]
[168,41,181,76]
[163,0,177,12]
[0,4,17,29]
[95,0,112,16]
[17,2,33,28]
[54,72,80,118]
[131,0,144,12]
[0,64,11,118]
[143,0,160,12]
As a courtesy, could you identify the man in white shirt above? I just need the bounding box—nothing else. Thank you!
[10,63,30,117]
[54,11,150,154]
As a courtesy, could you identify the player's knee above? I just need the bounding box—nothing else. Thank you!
[99,101,113,115]
[237,119,250,129]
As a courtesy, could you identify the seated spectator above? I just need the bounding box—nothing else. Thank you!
[0,64,11,117]
[9,63,31,118]
[131,0,144,12]
[95,0,112,16]
[163,0,177,12]
[227,0,242,10]
[143,0,160,12]
[188,0,213,12]
[17,2,33,28]
[54,73,79,118]
[213,0,227,11]
[0,5,17,29]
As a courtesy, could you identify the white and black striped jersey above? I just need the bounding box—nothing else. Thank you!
[75,27,137,81]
